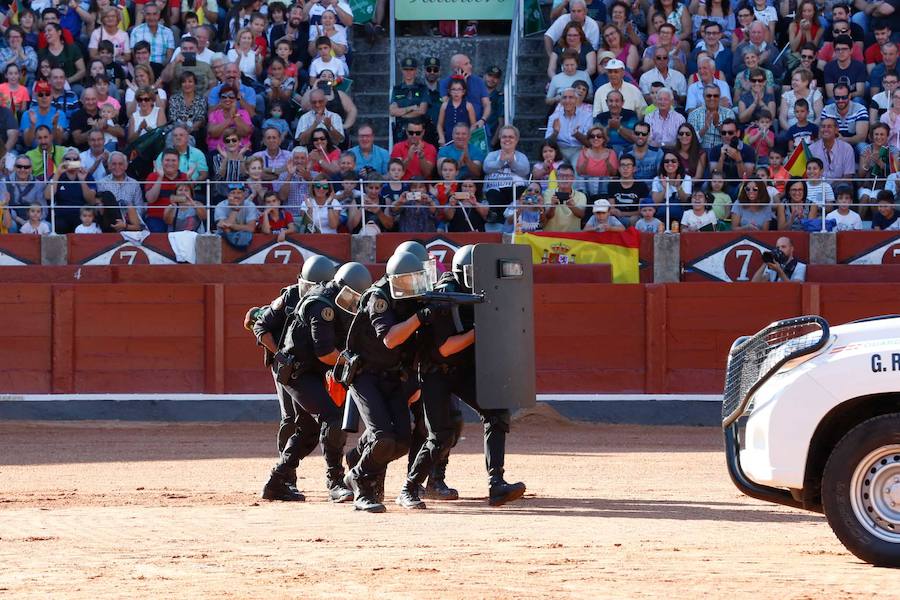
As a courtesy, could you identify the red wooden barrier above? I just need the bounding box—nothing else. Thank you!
[68,234,178,264]
[836,231,900,265]
[220,233,350,264]
[0,235,41,264]
[807,265,900,282]
[681,232,810,282]
[533,264,612,284]
[4,278,900,395]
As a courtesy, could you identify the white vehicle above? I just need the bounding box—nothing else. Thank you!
[723,315,900,567]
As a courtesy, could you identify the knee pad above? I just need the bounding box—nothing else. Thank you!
[320,419,347,450]
[369,436,398,464]
[483,409,511,434]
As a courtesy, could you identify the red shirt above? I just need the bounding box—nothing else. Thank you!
[865,43,883,65]
[434,182,458,206]
[257,208,294,233]
[390,140,437,180]
[144,171,188,219]
[37,29,76,50]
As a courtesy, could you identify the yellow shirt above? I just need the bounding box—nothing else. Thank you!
[542,188,587,232]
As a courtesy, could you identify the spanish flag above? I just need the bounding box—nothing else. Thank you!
[517,229,640,283]
[785,140,812,177]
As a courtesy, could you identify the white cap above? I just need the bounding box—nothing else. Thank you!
[605,59,625,70]
[593,199,611,213]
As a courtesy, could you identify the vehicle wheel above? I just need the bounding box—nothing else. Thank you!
[822,413,900,567]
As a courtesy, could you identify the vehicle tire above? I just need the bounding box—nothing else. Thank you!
[822,413,900,567]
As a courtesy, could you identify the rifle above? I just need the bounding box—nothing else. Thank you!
[421,291,485,305]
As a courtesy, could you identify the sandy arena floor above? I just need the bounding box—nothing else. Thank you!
[2,408,899,599]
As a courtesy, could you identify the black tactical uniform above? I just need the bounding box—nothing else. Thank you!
[263,282,354,501]
[390,80,427,143]
[345,277,419,511]
[407,272,524,505]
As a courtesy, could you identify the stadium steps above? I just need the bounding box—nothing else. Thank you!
[514,37,552,159]
[349,32,391,149]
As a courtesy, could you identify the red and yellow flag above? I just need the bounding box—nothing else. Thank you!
[785,140,812,177]
[517,229,640,283]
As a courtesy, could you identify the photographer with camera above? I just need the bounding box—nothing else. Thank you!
[44,146,97,234]
[390,176,439,233]
[751,236,806,282]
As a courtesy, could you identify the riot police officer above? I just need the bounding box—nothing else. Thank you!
[406,245,527,507]
[251,255,336,492]
[344,251,431,513]
[260,262,372,502]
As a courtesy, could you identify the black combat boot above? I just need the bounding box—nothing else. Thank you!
[424,460,459,500]
[285,468,299,493]
[327,477,354,503]
[262,468,305,502]
[396,479,426,509]
[488,480,526,507]
[347,473,386,513]
[374,470,386,504]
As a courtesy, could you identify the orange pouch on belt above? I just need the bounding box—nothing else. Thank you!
[326,371,347,407]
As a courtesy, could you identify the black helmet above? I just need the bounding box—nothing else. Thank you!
[385,251,431,299]
[451,244,475,289]
[298,255,336,295]
[394,240,437,284]
[333,262,373,314]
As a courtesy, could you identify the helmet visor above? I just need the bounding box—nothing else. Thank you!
[462,263,474,289]
[388,269,432,299]
[297,278,316,296]
[335,285,362,314]
[424,257,438,285]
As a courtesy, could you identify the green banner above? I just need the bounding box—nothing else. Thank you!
[395,0,514,21]
[470,126,488,156]
[348,0,375,24]
[524,0,545,35]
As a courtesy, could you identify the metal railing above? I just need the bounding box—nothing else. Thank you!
[503,2,523,130]
[387,0,397,150]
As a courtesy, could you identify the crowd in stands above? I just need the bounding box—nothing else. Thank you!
[532,0,900,233]
[0,0,899,243]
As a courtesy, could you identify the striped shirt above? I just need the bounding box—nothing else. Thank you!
[129,23,175,64]
[821,101,869,139]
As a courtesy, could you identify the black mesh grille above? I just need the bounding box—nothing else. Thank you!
[722,316,829,427]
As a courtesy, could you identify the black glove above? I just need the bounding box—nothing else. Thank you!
[416,306,434,325]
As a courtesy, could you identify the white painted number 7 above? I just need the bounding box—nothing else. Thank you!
[119,250,137,265]
[274,250,292,264]
[735,249,754,281]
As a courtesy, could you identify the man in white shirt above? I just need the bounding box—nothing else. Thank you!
[751,237,807,282]
[543,0,601,56]
[593,59,646,116]
[639,48,687,104]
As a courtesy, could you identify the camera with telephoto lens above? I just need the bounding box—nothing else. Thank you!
[761,248,787,265]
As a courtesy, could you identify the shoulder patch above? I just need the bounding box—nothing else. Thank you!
[373,298,388,314]
[321,306,335,321]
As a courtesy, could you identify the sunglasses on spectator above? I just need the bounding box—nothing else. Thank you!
[15,163,30,168]
[677,130,692,136]
[221,93,236,99]
[801,54,815,59]
[314,183,329,190]
[407,130,423,136]
[312,136,327,141]
[705,94,720,98]
[721,130,736,135]
[225,137,239,143]
[36,92,50,98]
[589,133,605,139]
[634,130,649,136]
[655,55,667,60]
[750,78,765,83]
[833,28,849,34]
[746,186,758,192]
[425,67,440,73]
[834,94,849,100]
[663,158,678,163]
[138,97,152,102]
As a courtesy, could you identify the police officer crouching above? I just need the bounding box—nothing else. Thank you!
[260,262,373,502]
[343,251,430,512]
[250,255,336,495]
[406,245,527,507]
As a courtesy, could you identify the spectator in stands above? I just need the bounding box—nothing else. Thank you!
[651,150,692,224]
[547,22,597,80]
[155,125,209,181]
[880,88,900,147]
[19,203,51,235]
[253,127,292,181]
[593,59,646,115]
[645,88,684,148]
[80,130,109,181]
[72,88,122,150]
[737,68,777,126]
[601,24,639,75]
[96,151,144,232]
[213,128,249,198]
[779,69,823,136]
[209,63,257,118]
[627,121,663,183]
[751,236,806,282]
[276,147,312,222]
[858,124,895,208]
[733,49,776,100]
[732,21,775,76]
[868,42,898,97]
[686,57,732,111]
[826,185,863,230]
[129,3,176,68]
[547,52,593,107]
[445,178,489,232]
[544,0,602,57]
[245,156,274,205]
[128,85,167,144]
[348,124,390,176]
[709,119,757,195]
[6,156,47,232]
[215,184,259,249]
[809,117,856,183]
[0,95,19,154]
[680,189,718,231]
[690,21,733,82]
[309,37,347,83]
[583,197,625,231]
[21,81,68,149]
[159,36,216,97]
[543,163,588,232]
[389,57,427,142]
[48,66,81,120]
[438,78,476,146]
[824,35,867,101]
[822,82,870,152]
[482,125,530,228]
[390,177,439,233]
[670,123,707,181]
[777,178,816,230]
[872,190,899,230]
[688,83,737,149]
[145,147,188,233]
[640,46,687,105]
[26,125,67,180]
[295,88,344,147]
[88,7,131,64]
[648,0,692,52]
[390,118,436,180]
[437,123,485,179]
[164,183,207,233]
[302,175,340,234]
[166,72,207,140]
[576,125,619,200]
[208,85,252,153]
[440,54,491,126]
[595,89,639,154]
[256,190,295,240]
[607,153,649,225]
[41,23,87,92]
[546,87,592,163]
[532,141,564,192]
[228,28,264,81]
[731,178,773,231]
[641,23,685,75]
[352,174,390,234]
[45,147,97,234]
[870,72,898,126]
[0,27,38,85]
[307,9,348,60]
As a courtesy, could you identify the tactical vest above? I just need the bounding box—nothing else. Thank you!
[347,278,414,372]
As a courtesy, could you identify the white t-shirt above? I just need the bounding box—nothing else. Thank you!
[307,197,342,234]
[309,24,348,50]
[75,222,102,234]
[545,14,601,49]
[826,208,863,231]
[309,56,349,78]
[681,209,718,231]
[20,221,51,234]
[226,48,261,80]
[125,87,167,105]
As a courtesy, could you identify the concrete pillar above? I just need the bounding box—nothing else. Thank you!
[195,234,222,264]
[653,232,681,283]
[351,235,376,264]
[809,232,836,265]
[41,234,67,265]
